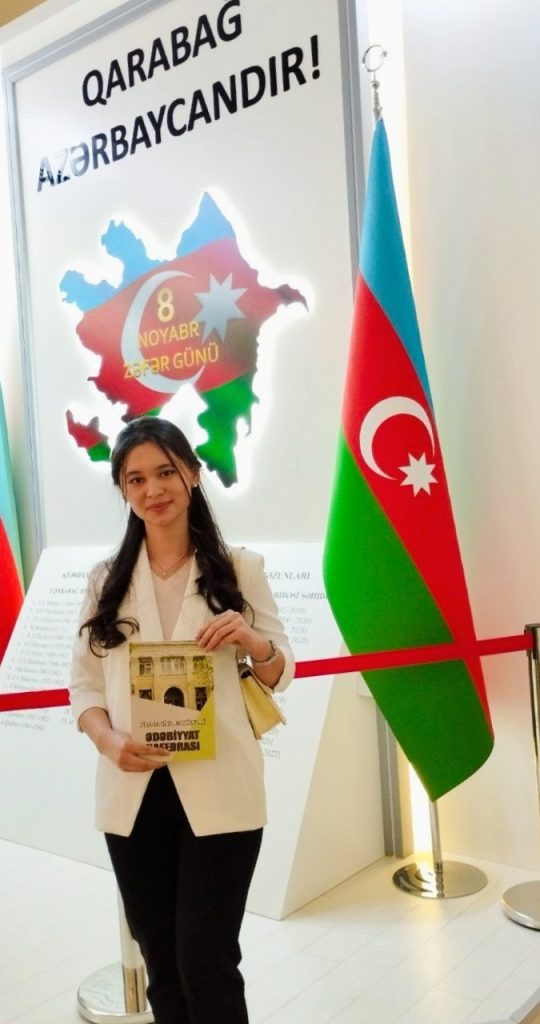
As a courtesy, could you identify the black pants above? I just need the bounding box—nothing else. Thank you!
[105,768,263,1024]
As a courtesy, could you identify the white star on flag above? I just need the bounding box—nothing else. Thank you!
[194,274,247,342]
[399,453,437,496]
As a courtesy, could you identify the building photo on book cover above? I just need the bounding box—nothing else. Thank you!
[130,641,216,761]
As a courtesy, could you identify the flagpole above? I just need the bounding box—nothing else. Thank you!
[360,43,488,903]
[502,624,540,928]
[361,44,387,122]
[393,797,488,898]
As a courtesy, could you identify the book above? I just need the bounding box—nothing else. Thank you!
[129,641,215,762]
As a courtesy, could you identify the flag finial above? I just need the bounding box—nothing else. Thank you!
[362,44,387,123]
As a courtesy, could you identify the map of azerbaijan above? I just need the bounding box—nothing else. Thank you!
[61,192,307,486]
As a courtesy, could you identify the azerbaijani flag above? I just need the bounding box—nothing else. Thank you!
[0,385,23,661]
[323,120,493,800]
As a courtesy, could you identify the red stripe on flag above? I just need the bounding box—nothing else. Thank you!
[0,519,23,661]
[342,277,490,719]
[342,278,474,646]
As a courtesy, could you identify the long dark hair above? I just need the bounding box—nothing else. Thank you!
[81,416,246,652]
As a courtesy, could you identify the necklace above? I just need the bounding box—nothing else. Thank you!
[149,551,191,580]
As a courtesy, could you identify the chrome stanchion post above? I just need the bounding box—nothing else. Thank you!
[118,896,148,1015]
[77,890,153,1022]
[502,624,540,929]
[393,794,488,899]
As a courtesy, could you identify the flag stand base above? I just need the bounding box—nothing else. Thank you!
[393,860,487,899]
[393,798,487,899]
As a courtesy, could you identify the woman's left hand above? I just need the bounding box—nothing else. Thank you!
[196,610,269,661]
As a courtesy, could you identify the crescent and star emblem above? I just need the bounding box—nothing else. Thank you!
[359,396,437,497]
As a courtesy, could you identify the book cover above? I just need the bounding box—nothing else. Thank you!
[130,641,215,761]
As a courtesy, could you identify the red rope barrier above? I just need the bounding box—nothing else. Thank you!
[294,632,533,678]
[0,632,532,713]
[0,688,70,712]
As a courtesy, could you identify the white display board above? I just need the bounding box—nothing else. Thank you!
[1,0,384,919]
[0,542,383,917]
[5,0,362,557]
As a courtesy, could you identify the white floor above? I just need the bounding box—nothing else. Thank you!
[1,839,540,1024]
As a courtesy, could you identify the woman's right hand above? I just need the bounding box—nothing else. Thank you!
[99,730,172,772]
[78,707,171,771]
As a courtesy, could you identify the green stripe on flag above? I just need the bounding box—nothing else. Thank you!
[365,661,493,801]
[324,435,452,649]
[323,437,492,799]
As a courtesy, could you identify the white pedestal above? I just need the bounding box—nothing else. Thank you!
[247,543,384,919]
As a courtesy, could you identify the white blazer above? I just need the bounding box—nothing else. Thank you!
[70,545,294,837]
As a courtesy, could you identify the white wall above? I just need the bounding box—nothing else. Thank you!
[398,0,540,867]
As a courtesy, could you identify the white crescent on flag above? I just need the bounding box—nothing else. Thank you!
[359,396,437,495]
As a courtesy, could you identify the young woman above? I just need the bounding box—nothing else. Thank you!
[70,416,294,1024]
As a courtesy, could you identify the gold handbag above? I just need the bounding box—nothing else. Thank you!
[238,660,286,740]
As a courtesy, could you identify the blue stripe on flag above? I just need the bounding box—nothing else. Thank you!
[359,120,432,407]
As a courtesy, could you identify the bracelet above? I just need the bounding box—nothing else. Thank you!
[251,640,280,665]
